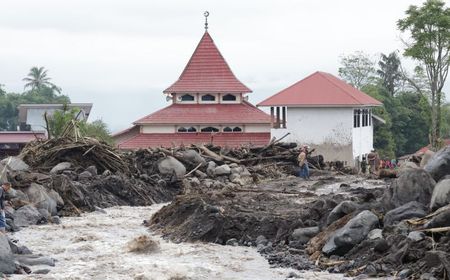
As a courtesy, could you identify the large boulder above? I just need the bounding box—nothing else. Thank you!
[214,164,231,176]
[291,227,319,244]
[0,235,16,274]
[420,150,435,168]
[389,169,435,208]
[180,150,206,167]
[0,156,29,172]
[424,146,450,182]
[384,201,428,226]
[22,183,58,215]
[424,207,450,229]
[327,201,359,225]
[322,210,379,256]
[13,205,43,227]
[430,179,450,211]
[157,156,186,179]
[50,162,71,174]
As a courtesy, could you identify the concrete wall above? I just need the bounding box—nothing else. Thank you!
[142,125,175,133]
[244,124,271,133]
[352,125,373,160]
[271,107,354,164]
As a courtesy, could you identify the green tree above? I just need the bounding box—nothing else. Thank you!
[377,52,403,96]
[23,66,61,94]
[82,119,113,144]
[398,0,450,150]
[338,51,377,89]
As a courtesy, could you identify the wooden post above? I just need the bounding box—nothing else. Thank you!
[282,106,286,128]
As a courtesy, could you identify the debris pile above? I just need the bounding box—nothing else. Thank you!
[149,146,450,279]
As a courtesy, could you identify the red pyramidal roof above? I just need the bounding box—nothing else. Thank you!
[258,71,382,107]
[164,31,252,94]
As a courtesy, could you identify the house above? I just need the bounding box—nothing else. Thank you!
[257,71,382,165]
[114,23,271,149]
[0,131,46,158]
[18,103,93,132]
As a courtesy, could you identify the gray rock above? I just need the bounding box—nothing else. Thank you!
[78,171,93,180]
[389,169,435,208]
[51,216,61,224]
[398,269,412,279]
[181,150,206,166]
[86,165,98,176]
[327,201,359,225]
[424,207,450,228]
[214,164,231,176]
[0,156,29,171]
[226,238,239,246]
[34,268,51,274]
[230,167,240,175]
[384,201,427,226]
[240,166,252,177]
[399,161,419,171]
[291,227,319,244]
[0,235,15,274]
[8,240,32,255]
[16,255,55,267]
[430,179,450,210]
[408,231,425,242]
[194,170,208,179]
[48,189,64,207]
[420,150,435,168]
[255,235,268,246]
[367,228,383,240]
[424,146,450,182]
[322,210,379,256]
[50,162,71,174]
[229,173,240,182]
[206,161,217,177]
[94,206,107,214]
[14,205,43,227]
[157,156,186,179]
[23,183,57,216]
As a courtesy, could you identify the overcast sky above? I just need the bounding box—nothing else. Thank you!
[1,0,448,132]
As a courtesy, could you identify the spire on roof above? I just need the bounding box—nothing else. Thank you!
[204,11,209,31]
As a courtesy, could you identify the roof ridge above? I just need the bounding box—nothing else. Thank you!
[318,72,364,105]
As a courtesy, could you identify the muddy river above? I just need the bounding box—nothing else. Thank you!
[9,204,351,280]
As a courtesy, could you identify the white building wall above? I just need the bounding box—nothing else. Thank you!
[352,125,373,160]
[271,107,354,164]
[141,125,175,133]
[245,124,271,133]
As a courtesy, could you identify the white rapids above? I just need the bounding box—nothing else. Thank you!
[9,204,349,280]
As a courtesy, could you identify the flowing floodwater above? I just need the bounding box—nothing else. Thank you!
[8,204,350,280]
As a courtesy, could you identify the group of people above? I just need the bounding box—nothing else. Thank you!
[361,150,398,174]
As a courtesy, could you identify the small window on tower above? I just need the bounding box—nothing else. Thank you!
[223,127,232,132]
[201,127,219,132]
[201,94,216,101]
[222,94,237,101]
[233,127,242,132]
[187,127,197,132]
[177,127,187,132]
[180,94,195,101]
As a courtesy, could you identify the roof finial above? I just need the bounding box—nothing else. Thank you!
[204,11,209,31]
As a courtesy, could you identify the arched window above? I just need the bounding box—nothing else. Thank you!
[180,94,194,101]
[223,127,232,132]
[201,94,216,101]
[201,127,219,132]
[222,94,237,101]
[187,127,197,132]
[233,127,242,132]
[177,127,187,132]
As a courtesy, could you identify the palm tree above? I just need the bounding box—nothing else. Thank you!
[23,66,61,93]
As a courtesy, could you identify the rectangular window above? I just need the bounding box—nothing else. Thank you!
[362,109,369,127]
[353,109,361,128]
[369,109,372,126]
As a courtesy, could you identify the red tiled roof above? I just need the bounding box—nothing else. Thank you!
[164,31,252,94]
[117,132,270,149]
[0,131,46,144]
[134,101,270,124]
[416,139,450,154]
[258,71,382,107]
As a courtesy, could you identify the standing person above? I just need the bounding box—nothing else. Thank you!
[361,156,367,175]
[0,182,11,233]
[297,146,310,180]
[367,150,376,174]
